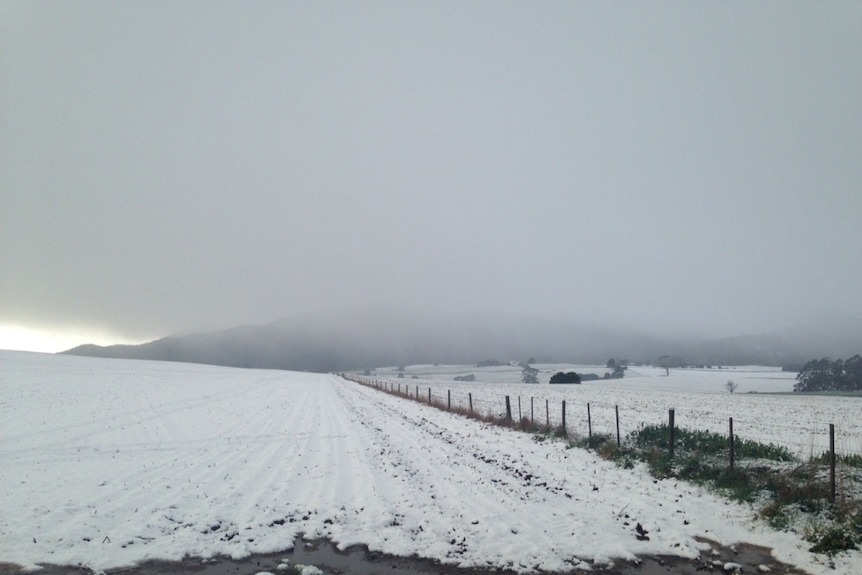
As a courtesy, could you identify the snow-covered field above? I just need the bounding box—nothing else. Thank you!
[365,363,862,458]
[1,351,860,574]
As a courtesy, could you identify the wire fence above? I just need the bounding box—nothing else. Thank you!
[342,374,862,528]
[344,375,862,461]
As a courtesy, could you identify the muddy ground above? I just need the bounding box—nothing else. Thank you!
[0,537,813,575]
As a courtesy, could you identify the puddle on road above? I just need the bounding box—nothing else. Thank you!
[3,536,813,575]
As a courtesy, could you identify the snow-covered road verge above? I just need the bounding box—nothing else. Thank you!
[1,352,858,574]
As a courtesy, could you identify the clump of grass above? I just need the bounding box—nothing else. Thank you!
[713,468,762,502]
[811,451,862,468]
[515,416,542,433]
[476,411,509,427]
[805,504,862,555]
[765,465,831,513]
[573,432,612,450]
[448,405,475,419]
[644,447,673,479]
[735,437,795,462]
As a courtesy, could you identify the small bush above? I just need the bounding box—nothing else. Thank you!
[807,521,860,554]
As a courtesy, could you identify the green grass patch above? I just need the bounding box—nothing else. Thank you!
[811,451,862,468]
[595,423,862,555]
[630,425,793,462]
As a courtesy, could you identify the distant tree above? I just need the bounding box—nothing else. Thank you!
[454,374,476,382]
[550,371,581,384]
[847,355,862,389]
[611,366,625,379]
[795,355,862,392]
[657,355,672,376]
[607,358,616,369]
[656,355,686,376]
[795,358,835,392]
[725,379,738,393]
[521,365,539,384]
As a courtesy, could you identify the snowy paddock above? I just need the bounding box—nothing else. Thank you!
[366,364,862,459]
[1,352,860,575]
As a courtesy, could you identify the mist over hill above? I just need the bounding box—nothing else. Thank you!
[62,309,862,373]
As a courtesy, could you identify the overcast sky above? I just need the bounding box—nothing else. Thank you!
[2,2,861,351]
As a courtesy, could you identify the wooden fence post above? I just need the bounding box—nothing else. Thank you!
[830,423,836,504]
[729,417,735,471]
[469,392,473,414]
[428,387,431,404]
[587,403,592,439]
[615,405,621,447]
[518,397,522,421]
[668,409,675,459]
[545,399,549,428]
[448,389,451,411]
[505,396,512,422]
[531,397,534,423]
[562,400,567,436]
[415,385,418,399]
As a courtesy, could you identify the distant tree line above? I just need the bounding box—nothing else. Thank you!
[550,372,581,384]
[794,355,862,392]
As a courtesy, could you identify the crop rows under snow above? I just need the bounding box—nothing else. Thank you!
[2,352,860,575]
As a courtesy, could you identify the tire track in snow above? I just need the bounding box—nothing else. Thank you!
[332,381,608,572]
[332,380,761,572]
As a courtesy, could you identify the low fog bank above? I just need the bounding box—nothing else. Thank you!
[61,309,862,373]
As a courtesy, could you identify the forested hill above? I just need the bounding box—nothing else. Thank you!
[62,310,862,373]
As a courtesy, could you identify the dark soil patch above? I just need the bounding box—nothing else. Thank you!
[0,536,812,575]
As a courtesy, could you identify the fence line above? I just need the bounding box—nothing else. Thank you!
[345,374,861,505]
[343,375,862,460]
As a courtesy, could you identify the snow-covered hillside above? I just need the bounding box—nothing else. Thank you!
[1,352,859,574]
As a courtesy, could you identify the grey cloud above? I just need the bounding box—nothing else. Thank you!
[1,2,860,345]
